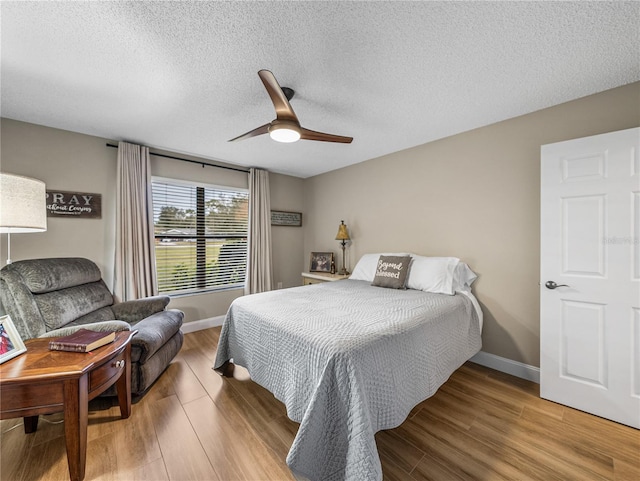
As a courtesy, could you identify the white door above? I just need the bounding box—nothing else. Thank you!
[540,127,640,428]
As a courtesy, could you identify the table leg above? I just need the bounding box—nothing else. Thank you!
[63,376,88,481]
[116,343,132,419]
[23,415,39,433]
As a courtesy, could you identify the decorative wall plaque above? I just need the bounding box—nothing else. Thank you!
[271,210,302,227]
[46,190,102,219]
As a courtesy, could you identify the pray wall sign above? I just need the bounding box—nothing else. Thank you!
[46,190,102,219]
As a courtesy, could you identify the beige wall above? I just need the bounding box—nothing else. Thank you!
[303,82,640,367]
[0,119,305,323]
[0,120,118,284]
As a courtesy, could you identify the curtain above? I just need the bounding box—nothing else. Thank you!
[245,167,273,294]
[114,141,157,301]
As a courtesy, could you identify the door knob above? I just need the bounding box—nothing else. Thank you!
[545,281,569,290]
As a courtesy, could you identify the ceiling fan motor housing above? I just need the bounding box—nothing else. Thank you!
[281,87,295,101]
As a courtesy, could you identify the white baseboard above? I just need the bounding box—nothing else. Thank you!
[469,350,540,384]
[180,315,225,334]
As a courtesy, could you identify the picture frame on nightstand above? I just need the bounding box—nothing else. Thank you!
[0,315,27,364]
[309,252,334,273]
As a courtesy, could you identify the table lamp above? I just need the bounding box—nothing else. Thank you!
[335,220,350,275]
[0,173,47,264]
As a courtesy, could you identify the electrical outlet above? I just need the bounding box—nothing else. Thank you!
[277,282,283,289]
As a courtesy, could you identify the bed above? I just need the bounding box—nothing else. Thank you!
[214,254,483,481]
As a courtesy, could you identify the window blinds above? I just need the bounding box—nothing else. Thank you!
[151,180,249,294]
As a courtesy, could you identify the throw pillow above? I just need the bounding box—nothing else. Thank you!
[372,255,412,289]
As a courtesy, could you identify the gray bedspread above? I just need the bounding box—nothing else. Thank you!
[214,279,482,481]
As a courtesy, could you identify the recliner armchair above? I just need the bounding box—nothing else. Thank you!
[0,257,184,396]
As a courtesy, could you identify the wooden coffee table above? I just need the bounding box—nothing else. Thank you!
[0,330,136,481]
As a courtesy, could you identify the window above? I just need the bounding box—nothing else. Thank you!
[151,178,249,294]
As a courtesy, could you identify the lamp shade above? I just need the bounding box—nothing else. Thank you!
[0,173,47,233]
[335,220,350,241]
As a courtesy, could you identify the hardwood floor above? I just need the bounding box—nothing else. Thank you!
[1,327,638,480]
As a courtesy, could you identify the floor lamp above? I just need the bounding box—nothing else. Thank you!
[0,173,47,265]
[335,220,351,275]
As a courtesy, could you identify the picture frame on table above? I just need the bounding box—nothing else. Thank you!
[310,252,334,273]
[0,315,27,364]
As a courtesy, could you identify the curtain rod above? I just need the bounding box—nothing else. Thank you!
[105,143,249,173]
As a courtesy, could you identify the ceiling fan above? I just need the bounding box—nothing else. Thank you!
[229,70,353,144]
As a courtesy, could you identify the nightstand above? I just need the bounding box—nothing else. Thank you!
[301,272,349,285]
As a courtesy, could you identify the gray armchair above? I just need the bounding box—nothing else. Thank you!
[0,257,184,396]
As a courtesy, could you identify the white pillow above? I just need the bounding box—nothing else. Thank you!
[453,262,478,291]
[406,255,460,295]
[352,253,478,295]
[350,253,410,282]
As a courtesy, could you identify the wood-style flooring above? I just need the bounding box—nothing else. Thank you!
[1,327,638,480]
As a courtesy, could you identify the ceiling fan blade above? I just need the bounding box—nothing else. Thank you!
[228,123,270,142]
[258,70,299,123]
[299,127,353,144]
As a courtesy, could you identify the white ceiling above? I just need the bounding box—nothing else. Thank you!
[1,2,638,178]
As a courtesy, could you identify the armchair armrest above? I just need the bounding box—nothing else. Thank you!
[112,296,170,323]
[39,320,131,338]
[128,309,183,363]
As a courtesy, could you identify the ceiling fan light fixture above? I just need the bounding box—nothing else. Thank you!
[269,124,301,143]
[228,70,352,144]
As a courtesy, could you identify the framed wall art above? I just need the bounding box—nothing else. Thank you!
[271,210,302,227]
[46,190,102,219]
[309,252,334,273]
[0,315,27,364]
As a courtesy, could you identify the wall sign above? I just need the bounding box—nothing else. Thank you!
[271,210,302,227]
[46,190,102,219]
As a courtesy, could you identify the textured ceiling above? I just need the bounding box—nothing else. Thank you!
[1,1,639,178]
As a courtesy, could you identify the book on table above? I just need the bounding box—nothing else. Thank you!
[49,328,116,352]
